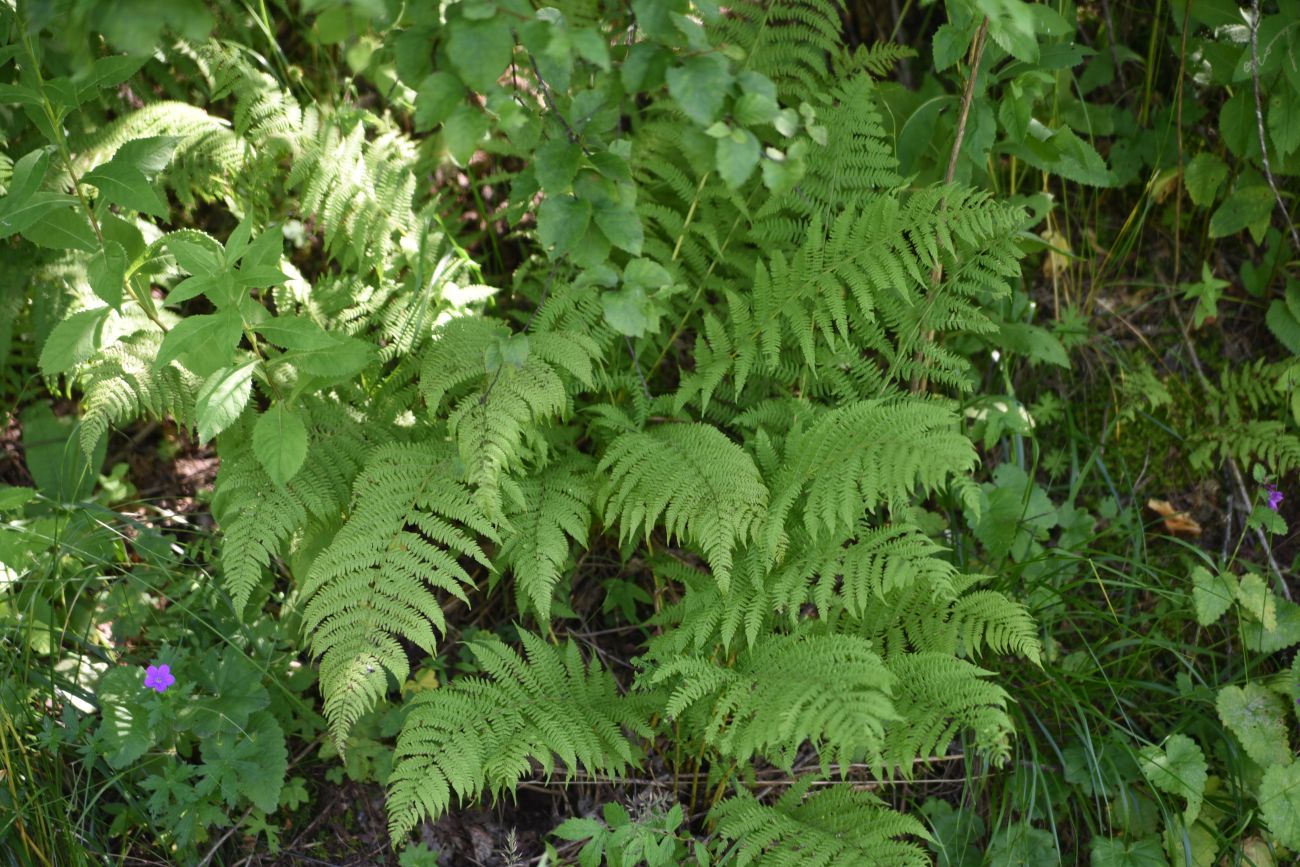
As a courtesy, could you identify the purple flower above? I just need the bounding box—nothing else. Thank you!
[1266,483,1284,512]
[144,663,175,693]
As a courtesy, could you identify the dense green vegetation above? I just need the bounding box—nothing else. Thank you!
[1,0,1299,864]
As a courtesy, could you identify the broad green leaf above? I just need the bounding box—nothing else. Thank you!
[624,258,672,290]
[255,316,337,350]
[986,822,1059,866]
[75,55,148,96]
[253,403,309,485]
[443,104,490,166]
[96,667,157,769]
[1089,836,1166,867]
[83,160,168,216]
[5,148,51,205]
[0,191,77,238]
[538,195,592,258]
[1209,186,1275,239]
[535,139,582,195]
[195,362,256,443]
[1269,89,1300,158]
[446,15,512,91]
[166,231,224,276]
[998,322,1069,367]
[21,402,105,501]
[1191,564,1236,626]
[88,242,129,310]
[199,710,286,813]
[602,285,660,338]
[933,22,974,71]
[281,337,375,379]
[414,72,465,131]
[666,53,733,125]
[1267,298,1300,354]
[1259,763,1300,850]
[1236,572,1278,631]
[1216,683,1292,767]
[21,206,97,251]
[484,332,530,373]
[155,311,243,376]
[0,486,35,511]
[716,127,760,189]
[1138,734,1206,822]
[1183,153,1227,207]
[592,201,643,254]
[40,307,111,375]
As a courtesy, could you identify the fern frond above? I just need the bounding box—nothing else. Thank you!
[643,631,898,772]
[496,457,594,621]
[711,780,930,867]
[883,653,1012,770]
[387,632,648,838]
[597,423,769,591]
[300,442,497,743]
[78,332,199,456]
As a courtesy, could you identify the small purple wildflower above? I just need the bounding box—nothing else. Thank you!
[1266,483,1284,512]
[144,663,174,693]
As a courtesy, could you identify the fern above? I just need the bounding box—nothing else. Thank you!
[711,779,930,866]
[597,423,769,591]
[496,457,594,621]
[644,630,898,772]
[387,632,648,839]
[300,442,497,743]
[78,331,199,456]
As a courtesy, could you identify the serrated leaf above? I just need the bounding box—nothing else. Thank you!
[199,710,286,813]
[666,53,733,125]
[1270,90,1300,158]
[1209,186,1274,238]
[167,231,224,276]
[83,160,168,216]
[715,127,760,188]
[5,148,51,205]
[1216,683,1292,767]
[40,307,110,375]
[253,403,309,485]
[1191,565,1236,626]
[414,72,465,131]
[484,332,530,373]
[1138,734,1206,823]
[96,667,157,769]
[255,316,337,350]
[0,191,78,238]
[535,139,582,194]
[443,104,489,166]
[1183,153,1228,207]
[602,285,659,338]
[21,206,97,251]
[1267,299,1300,354]
[446,15,512,91]
[538,195,592,258]
[1260,763,1300,850]
[1237,572,1278,631]
[1089,836,1167,867]
[195,362,256,444]
[155,311,243,376]
[88,241,129,310]
[592,201,643,254]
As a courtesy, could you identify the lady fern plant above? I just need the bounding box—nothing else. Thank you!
[6,0,1041,859]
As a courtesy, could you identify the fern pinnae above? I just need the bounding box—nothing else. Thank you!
[301,441,497,743]
[597,422,769,592]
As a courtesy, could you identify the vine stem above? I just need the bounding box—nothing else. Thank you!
[1249,0,1300,253]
